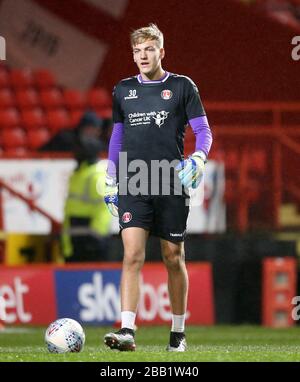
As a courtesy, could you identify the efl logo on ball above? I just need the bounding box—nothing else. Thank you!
[161,89,173,100]
[122,212,132,223]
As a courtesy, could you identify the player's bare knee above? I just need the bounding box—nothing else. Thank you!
[123,250,145,270]
[163,249,185,271]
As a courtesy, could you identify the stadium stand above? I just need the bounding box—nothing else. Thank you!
[63,89,86,110]
[0,89,15,109]
[0,67,9,88]
[10,69,34,88]
[27,128,51,150]
[1,127,27,150]
[0,108,20,128]
[16,89,40,109]
[87,88,112,109]
[69,109,85,126]
[40,89,64,109]
[0,66,112,145]
[46,109,71,132]
[34,69,56,89]
[21,108,46,130]
[0,60,299,233]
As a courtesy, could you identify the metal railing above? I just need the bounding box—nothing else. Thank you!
[0,178,61,263]
[204,101,300,231]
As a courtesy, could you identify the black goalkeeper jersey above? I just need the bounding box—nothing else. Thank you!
[113,72,206,165]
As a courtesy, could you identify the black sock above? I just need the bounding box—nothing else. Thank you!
[120,327,135,337]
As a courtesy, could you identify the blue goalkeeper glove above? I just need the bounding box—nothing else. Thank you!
[175,151,206,189]
[104,175,119,217]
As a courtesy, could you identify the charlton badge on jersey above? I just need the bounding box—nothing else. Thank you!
[161,89,173,100]
[122,212,132,223]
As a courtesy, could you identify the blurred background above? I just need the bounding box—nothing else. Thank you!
[0,0,300,330]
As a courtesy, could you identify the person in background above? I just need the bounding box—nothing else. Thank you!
[39,111,110,152]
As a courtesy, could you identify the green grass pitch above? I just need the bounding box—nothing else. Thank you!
[1,325,300,362]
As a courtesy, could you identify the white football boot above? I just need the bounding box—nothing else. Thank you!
[104,328,136,351]
[166,332,187,352]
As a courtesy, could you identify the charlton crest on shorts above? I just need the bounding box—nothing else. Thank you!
[161,89,173,100]
[122,212,132,223]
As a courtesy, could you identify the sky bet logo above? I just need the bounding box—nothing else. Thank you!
[291,36,300,61]
[55,270,121,325]
[0,36,6,60]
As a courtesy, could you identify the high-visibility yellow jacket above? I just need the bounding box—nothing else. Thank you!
[61,159,111,258]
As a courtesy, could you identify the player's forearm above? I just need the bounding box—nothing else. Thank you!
[189,115,213,158]
[107,122,124,178]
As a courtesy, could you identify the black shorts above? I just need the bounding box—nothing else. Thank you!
[118,194,190,242]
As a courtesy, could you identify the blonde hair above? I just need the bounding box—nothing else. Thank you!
[130,23,164,48]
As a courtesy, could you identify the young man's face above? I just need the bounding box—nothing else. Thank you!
[132,39,164,77]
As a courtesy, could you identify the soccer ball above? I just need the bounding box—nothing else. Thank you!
[45,318,85,353]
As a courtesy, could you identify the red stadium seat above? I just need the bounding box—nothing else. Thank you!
[87,88,111,109]
[0,89,15,108]
[0,69,10,87]
[27,128,50,150]
[64,89,86,110]
[3,147,28,155]
[35,69,56,89]
[40,88,64,109]
[16,89,40,109]
[1,128,27,149]
[10,69,34,88]
[69,109,84,127]
[0,108,20,128]
[22,108,46,129]
[46,109,70,132]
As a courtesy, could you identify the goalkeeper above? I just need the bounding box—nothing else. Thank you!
[104,23,212,352]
